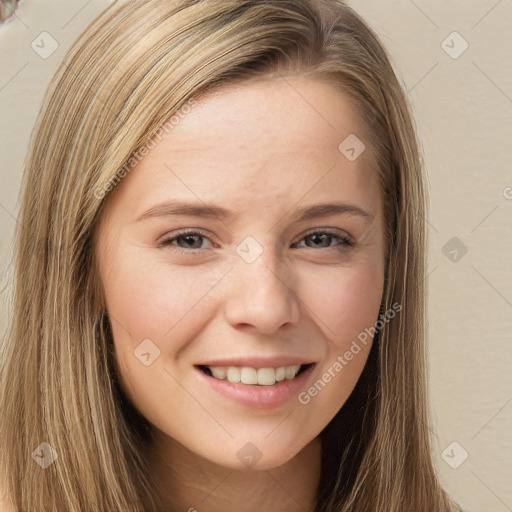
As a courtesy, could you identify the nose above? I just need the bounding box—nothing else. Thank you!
[223,247,301,335]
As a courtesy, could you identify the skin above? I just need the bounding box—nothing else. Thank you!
[96,76,386,512]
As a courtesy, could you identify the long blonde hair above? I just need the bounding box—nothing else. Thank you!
[1,1,462,510]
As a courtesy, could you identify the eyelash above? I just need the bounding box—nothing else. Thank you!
[159,228,354,255]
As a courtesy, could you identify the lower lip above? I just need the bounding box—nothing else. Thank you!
[195,365,316,409]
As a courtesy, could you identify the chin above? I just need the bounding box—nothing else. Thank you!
[200,437,314,472]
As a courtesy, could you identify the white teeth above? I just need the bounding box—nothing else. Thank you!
[206,364,303,385]
[210,367,227,380]
[226,367,241,383]
[275,367,286,382]
[285,365,299,379]
[240,367,258,385]
[257,367,276,386]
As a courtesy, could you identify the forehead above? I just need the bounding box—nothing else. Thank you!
[101,76,380,223]
[169,76,368,157]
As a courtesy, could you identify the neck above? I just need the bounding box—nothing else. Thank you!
[147,433,322,512]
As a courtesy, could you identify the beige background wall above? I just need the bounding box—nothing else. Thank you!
[1,1,511,510]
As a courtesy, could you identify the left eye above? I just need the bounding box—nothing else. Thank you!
[159,229,353,254]
[293,231,353,250]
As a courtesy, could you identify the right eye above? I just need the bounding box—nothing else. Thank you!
[159,230,214,254]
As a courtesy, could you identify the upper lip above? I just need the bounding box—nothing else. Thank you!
[195,357,316,369]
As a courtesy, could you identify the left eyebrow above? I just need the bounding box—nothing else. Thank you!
[290,202,374,223]
[135,200,374,223]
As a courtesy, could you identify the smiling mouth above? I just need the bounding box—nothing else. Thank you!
[197,363,315,386]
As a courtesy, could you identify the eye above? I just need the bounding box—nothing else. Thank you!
[159,229,212,254]
[292,229,354,251]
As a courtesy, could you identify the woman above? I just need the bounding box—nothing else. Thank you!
[0,1,463,510]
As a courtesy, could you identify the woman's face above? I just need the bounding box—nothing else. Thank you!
[97,76,385,470]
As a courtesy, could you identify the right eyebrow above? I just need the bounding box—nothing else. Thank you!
[136,201,232,222]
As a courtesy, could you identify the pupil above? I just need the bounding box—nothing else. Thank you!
[310,234,329,248]
[181,235,200,248]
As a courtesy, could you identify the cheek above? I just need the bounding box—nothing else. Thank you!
[302,260,384,344]
[296,264,383,420]
[102,248,223,345]
[100,250,224,423]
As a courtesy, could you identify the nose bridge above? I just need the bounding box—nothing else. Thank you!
[223,236,301,333]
